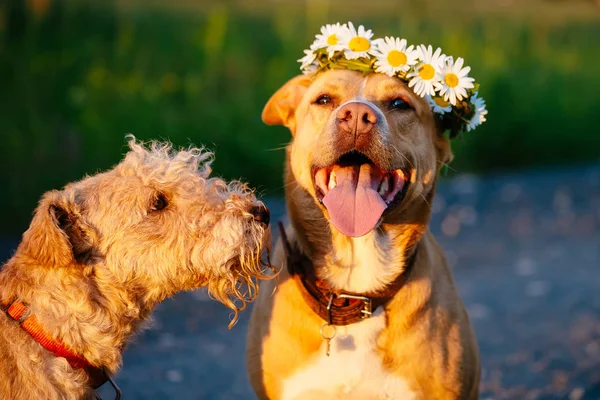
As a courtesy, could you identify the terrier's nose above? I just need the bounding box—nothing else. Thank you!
[250,205,270,227]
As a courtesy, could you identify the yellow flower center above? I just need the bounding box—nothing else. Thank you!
[434,97,450,107]
[418,64,435,80]
[444,73,459,88]
[327,34,338,46]
[348,37,370,52]
[387,50,407,67]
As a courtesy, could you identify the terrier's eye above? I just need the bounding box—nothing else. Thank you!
[150,193,168,212]
[315,94,332,105]
[390,98,411,110]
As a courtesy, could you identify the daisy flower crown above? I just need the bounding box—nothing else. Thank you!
[298,22,488,138]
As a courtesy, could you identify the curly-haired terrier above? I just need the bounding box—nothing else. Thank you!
[0,136,271,400]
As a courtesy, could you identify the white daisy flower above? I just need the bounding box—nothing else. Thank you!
[426,95,452,114]
[435,57,475,106]
[298,49,317,74]
[407,45,445,97]
[466,92,488,131]
[304,62,319,74]
[310,23,348,56]
[338,22,375,59]
[372,36,419,76]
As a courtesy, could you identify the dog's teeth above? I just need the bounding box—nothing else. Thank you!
[396,169,407,182]
[379,176,390,196]
[328,171,337,190]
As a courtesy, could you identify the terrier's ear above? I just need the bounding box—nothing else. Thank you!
[19,190,99,267]
[262,74,313,135]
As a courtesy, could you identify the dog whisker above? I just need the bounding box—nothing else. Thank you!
[265,145,290,151]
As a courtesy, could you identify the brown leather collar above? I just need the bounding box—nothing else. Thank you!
[279,222,418,326]
[1,299,121,398]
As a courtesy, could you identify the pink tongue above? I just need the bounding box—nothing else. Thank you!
[322,164,386,237]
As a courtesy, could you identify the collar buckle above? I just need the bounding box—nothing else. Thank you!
[337,294,372,319]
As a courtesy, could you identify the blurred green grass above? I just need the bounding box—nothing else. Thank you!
[1,0,599,235]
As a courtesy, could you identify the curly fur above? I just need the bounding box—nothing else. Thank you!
[0,136,271,400]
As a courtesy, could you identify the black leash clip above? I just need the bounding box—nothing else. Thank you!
[95,368,122,400]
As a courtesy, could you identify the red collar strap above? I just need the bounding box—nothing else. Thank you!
[1,299,110,390]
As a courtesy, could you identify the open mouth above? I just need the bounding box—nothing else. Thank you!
[313,151,409,237]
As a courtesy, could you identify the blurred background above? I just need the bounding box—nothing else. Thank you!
[1,0,599,399]
[2,0,600,234]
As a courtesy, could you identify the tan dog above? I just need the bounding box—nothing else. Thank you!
[246,69,480,399]
[0,137,271,400]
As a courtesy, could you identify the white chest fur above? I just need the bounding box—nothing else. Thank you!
[327,232,402,294]
[281,308,417,400]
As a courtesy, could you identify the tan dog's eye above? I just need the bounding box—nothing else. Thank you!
[315,94,332,105]
[390,98,411,111]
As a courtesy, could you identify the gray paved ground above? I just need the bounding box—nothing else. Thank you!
[2,165,600,399]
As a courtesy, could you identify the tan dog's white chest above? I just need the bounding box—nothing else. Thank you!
[281,308,417,400]
[327,233,401,293]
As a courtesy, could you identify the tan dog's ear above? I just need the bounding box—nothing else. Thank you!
[262,74,313,133]
[438,137,454,166]
[433,124,454,167]
[19,190,99,267]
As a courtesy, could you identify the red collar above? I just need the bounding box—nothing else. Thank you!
[1,299,109,390]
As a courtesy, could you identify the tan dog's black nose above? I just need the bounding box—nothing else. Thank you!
[250,205,270,227]
[336,102,378,139]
